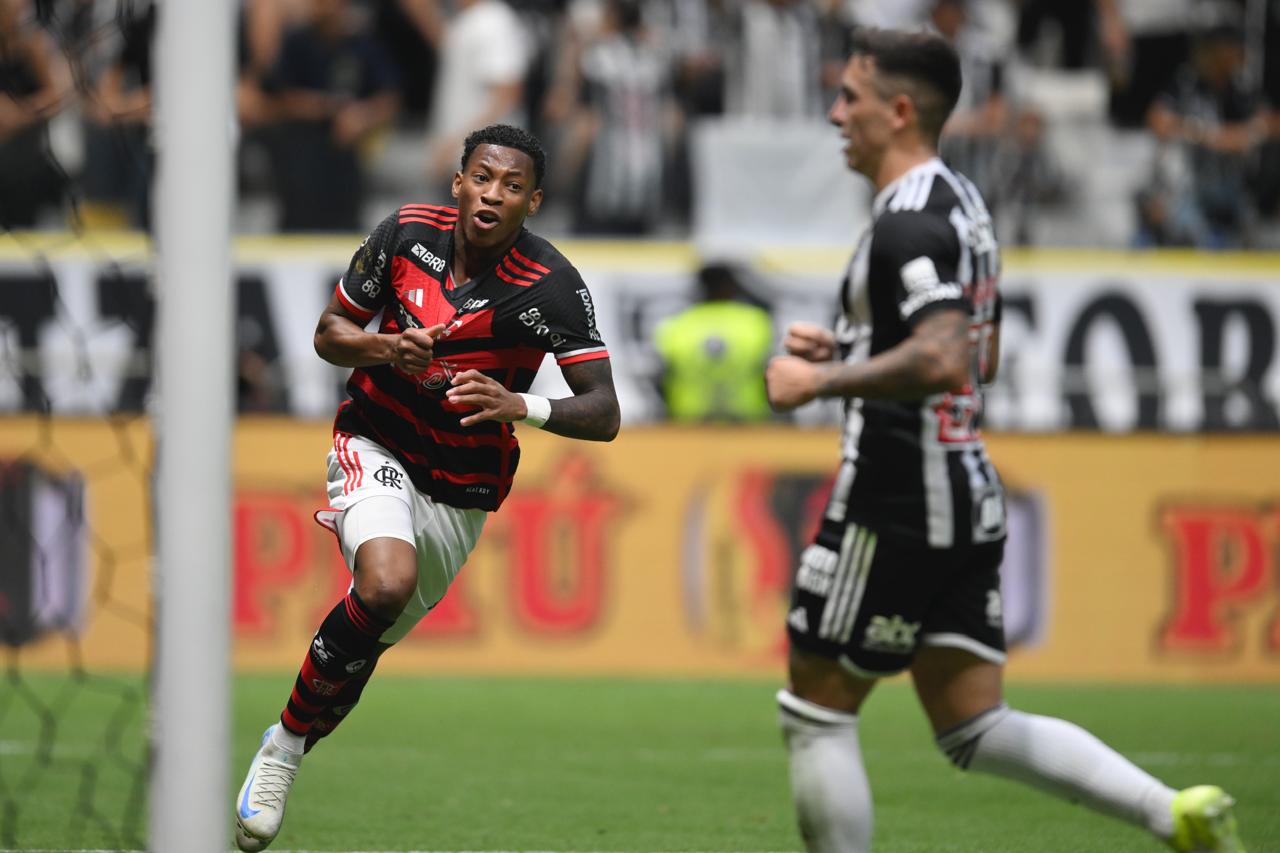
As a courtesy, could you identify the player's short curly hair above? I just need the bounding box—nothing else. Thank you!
[460,124,547,189]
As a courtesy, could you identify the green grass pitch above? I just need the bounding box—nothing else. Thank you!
[3,674,1277,851]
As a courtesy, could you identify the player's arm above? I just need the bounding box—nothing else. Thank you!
[768,210,971,410]
[446,359,620,441]
[783,321,837,362]
[450,266,620,439]
[544,357,621,440]
[314,294,444,375]
[767,308,969,410]
[314,211,444,375]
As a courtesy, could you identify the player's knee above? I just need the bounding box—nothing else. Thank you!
[935,703,1009,770]
[777,689,859,739]
[354,560,417,617]
[352,539,418,617]
[787,649,871,714]
[344,495,417,617]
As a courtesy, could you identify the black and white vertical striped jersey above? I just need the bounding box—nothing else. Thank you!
[827,157,1005,549]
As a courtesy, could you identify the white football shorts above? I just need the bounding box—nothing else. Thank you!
[314,432,486,644]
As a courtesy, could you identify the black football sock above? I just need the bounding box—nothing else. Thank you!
[279,590,393,736]
[303,641,390,753]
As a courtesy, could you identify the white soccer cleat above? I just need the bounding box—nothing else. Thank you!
[234,725,302,852]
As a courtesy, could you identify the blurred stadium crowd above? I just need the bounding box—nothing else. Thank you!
[1,0,1279,248]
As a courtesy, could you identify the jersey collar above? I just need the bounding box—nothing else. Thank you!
[871,156,945,219]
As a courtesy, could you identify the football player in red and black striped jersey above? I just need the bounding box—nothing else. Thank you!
[234,124,619,852]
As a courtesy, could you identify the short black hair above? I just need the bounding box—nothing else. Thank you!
[460,124,547,188]
[697,262,743,301]
[849,28,963,145]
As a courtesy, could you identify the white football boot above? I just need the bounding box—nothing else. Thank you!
[234,725,303,851]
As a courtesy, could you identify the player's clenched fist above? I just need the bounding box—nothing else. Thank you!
[766,355,823,411]
[447,369,527,426]
[392,323,446,375]
[783,322,837,363]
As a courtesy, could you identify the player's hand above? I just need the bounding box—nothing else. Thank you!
[783,322,837,362]
[332,104,367,147]
[446,369,526,426]
[766,355,823,411]
[392,323,446,375]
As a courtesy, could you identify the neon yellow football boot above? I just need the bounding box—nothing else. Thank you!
[1169,785,1245,853]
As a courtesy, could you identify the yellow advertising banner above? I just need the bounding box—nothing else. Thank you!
[3,417,1278,681]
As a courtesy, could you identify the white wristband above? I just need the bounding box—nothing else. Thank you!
[517,393,551,428]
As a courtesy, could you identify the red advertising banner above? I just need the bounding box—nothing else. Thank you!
[3,418,1278,681]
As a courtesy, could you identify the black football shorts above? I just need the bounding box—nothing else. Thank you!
[786,515,1007,676]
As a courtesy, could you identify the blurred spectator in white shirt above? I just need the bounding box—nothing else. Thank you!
[406,0,529,189]
[723,0,823,119]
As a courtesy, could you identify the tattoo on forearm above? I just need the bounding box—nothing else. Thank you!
[822,310,970,401]
[543,358,621,441]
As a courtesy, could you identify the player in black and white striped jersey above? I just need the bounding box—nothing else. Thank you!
[765,27,1243,853]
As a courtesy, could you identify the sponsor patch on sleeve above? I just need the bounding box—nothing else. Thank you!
[898,256,963,320]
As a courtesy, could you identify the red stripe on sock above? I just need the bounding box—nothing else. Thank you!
[288,676,327,714]
[281,707,310,735]
[344,592,388,638]
[300,652,347,696]
[344,595,372,634]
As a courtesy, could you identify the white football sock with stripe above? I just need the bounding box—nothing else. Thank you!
[777,690,872,853]
[938,703,1176,839]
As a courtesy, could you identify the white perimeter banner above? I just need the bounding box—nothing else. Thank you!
[0,237,1277,432]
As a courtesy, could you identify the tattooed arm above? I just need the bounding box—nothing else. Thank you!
[766,309,971,410]
[544,357,621,441]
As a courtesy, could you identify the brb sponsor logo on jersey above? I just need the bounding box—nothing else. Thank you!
[410,242,447,272]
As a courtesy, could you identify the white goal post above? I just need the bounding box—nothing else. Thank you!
[150,0,236,850]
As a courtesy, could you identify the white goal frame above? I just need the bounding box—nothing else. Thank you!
[150,0,235,850]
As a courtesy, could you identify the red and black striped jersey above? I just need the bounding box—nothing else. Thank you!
[331,204,610,511]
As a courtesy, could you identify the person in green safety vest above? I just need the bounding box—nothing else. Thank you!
[654,263,775,422]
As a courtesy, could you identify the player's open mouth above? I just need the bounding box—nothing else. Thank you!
[473,210,501,231]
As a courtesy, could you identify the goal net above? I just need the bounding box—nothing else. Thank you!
[0,2,234,850]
